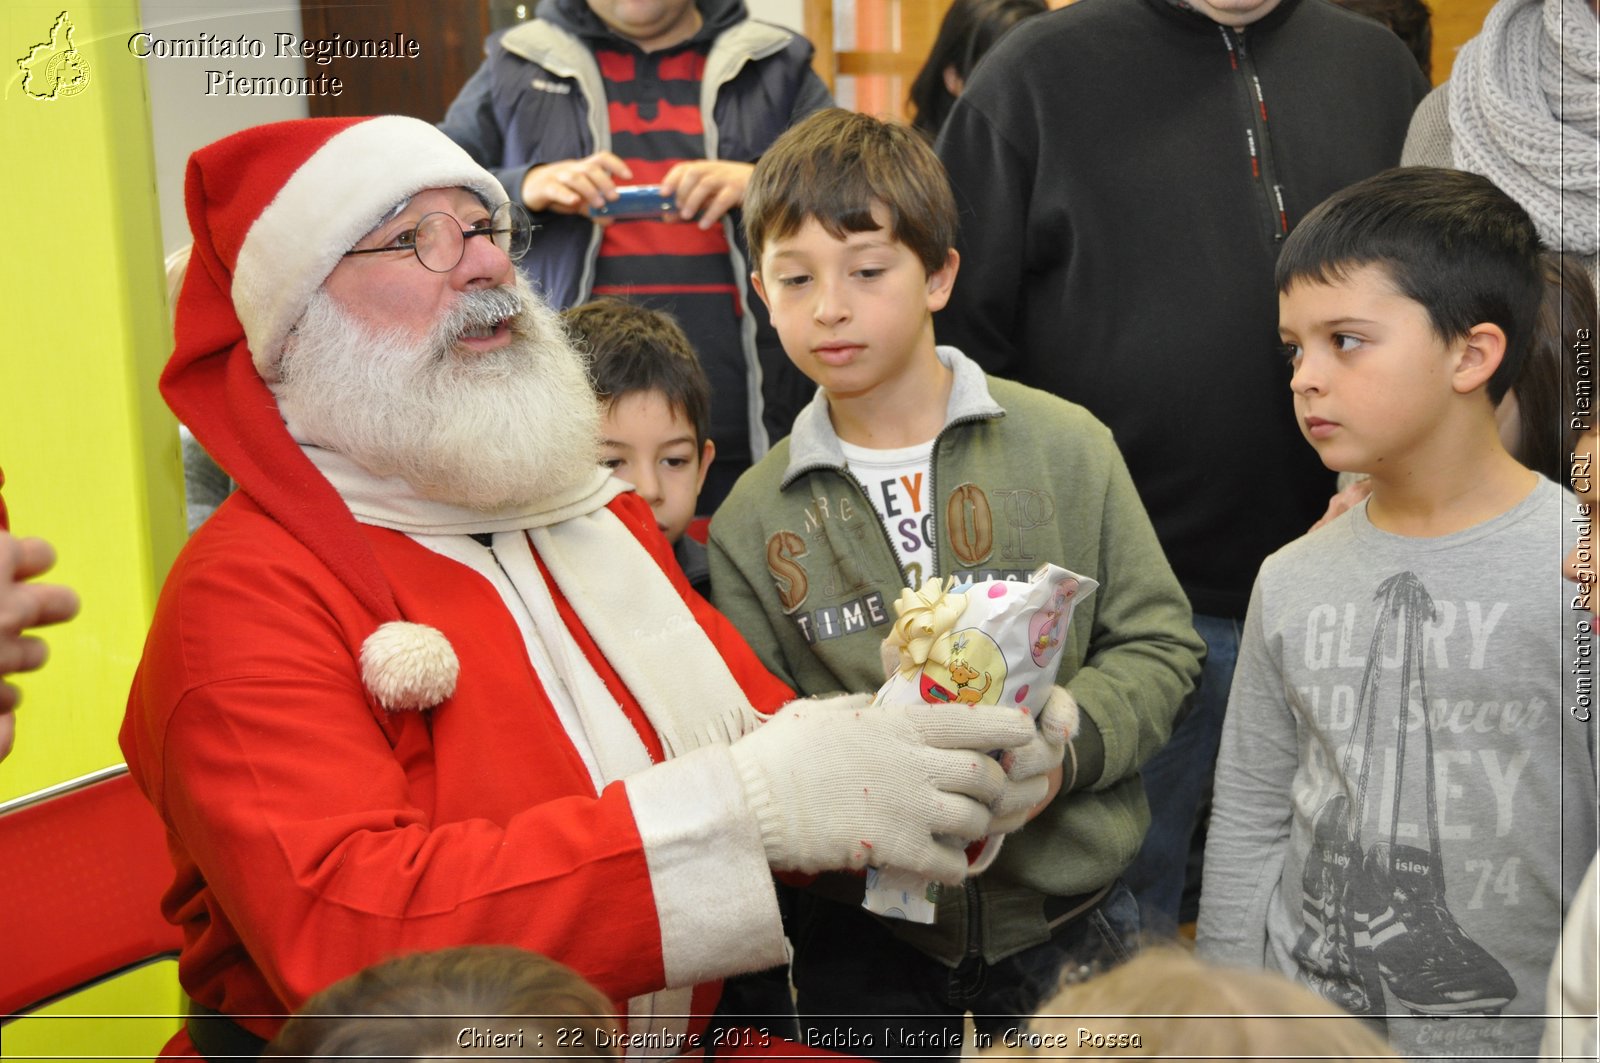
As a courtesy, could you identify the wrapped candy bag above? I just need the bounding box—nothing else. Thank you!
[863,563,1097,923]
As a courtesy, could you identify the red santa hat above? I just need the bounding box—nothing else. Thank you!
[164,116,505,712]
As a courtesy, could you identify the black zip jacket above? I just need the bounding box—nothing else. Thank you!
[935,0,1429,618]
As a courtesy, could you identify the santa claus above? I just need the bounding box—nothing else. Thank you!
[119,117,1047,1056]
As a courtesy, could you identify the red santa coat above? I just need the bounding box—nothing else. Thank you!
[119,488,793,1042]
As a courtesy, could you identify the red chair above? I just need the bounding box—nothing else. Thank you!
[0,764,182,1018]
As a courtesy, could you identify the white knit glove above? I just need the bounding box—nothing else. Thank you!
[989,686,1079,836]
[729,693,1036,885]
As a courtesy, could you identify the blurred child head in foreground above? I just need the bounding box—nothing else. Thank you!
[265,945,620,1061]
[999,947,1399,1061]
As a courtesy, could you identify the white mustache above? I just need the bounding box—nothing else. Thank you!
[439,286,525,339]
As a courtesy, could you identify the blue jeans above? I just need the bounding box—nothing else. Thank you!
[1122,612,1241,931]
[790,882,1140,1063]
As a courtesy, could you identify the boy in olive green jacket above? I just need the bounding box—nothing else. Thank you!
[708,108,1204,1061]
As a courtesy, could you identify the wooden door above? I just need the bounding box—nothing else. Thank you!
[807,0,949,120]
[1430,0,1496,84]
[297,0,514,121]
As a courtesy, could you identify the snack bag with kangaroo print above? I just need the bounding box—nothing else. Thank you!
[863,563,1097,922]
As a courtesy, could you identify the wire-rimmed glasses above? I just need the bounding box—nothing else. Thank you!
[342,201,535,272]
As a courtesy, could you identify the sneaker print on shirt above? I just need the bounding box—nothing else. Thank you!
[1292,572,1516,1024]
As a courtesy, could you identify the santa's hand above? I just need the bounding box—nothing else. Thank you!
[989,686,1078,835]
[729,694,1034,884]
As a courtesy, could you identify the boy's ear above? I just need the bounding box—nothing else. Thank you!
[1452,321,1508,396]
[695,438,716,495]
[926,249,960,313]
[750,270,771,312]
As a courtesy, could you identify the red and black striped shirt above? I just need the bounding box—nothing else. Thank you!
[593,43,749,463]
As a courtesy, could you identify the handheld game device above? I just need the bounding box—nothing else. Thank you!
[590,185,678,220]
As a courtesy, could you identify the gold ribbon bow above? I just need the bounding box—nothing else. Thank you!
[888,577,970,676]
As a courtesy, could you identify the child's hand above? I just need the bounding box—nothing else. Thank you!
[521,151,633,214]
[990,686,1077,834]
[661,160,754,230]
[878,634,900,681]
[1310,478,1373,532]
[0,532,81,760]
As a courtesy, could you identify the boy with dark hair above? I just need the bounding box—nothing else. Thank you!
[1198,167,1598,1060]
[564,299,717,595]
[565,297,800,1036]
[710,108,1204,1060]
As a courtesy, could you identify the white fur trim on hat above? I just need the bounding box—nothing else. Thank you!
[232,116,507,378]
[360,620,460,711]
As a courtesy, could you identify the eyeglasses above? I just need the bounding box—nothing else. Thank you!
[342,201,536,272]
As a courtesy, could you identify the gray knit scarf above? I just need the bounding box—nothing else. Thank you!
[1449,0,1600,254]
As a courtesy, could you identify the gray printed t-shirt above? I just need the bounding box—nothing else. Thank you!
[1198,478,1598,1060]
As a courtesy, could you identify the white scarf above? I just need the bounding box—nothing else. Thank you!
[305,444,762,759]
[305,446,764,1049]
[1449,0,1600,255]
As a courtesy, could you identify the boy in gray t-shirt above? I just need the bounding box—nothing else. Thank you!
[1198,168,1598,1060]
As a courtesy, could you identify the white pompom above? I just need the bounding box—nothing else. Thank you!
[359,621,459,711]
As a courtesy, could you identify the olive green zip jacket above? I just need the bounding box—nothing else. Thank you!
[708,347,1204,963]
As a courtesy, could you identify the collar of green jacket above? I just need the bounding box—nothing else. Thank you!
[780,346,1006,489]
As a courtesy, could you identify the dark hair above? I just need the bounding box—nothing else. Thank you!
[264,946,620,1061]
[563,298,711,447]
[744,108,957,277]
[1328,0,1433,78]
[1510,252,1599,482]
[1276,166,1544,403]
[907,0,1046,141]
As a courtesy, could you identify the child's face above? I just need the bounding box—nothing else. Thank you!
[750,202,956,402]
[1280,264,1465,475]
[599,391,713,544]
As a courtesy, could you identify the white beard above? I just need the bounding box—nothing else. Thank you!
[273,277,601,512]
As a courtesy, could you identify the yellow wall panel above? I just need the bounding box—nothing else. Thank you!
[2,2,185,799]
[3,2,187,1055]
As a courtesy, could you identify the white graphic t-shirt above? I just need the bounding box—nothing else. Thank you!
[840,438,936,589]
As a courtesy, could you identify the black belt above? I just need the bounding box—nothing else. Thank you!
[186,1002,268,1061]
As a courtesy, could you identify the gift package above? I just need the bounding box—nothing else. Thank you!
[862,563,1097,923]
